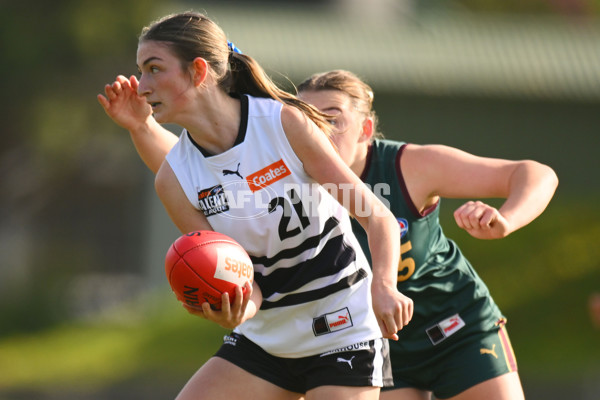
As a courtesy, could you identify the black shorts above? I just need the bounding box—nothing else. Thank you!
[215,332,393,394]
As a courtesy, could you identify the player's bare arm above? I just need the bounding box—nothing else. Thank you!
[281,105,413,340]
[157,163,262,327]
[401,144,558,239]
[98,75,178,173]
[155,162,213,234]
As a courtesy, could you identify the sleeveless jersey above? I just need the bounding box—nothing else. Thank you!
[350,139,504,354]
[166,95,381,358]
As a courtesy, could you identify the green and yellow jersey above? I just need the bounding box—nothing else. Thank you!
[351,140,513,396]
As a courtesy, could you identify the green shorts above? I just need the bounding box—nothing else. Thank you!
[384,319,518,398]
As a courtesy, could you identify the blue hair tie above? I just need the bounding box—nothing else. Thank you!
[227,40,242,54]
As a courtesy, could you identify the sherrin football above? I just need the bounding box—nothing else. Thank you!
[165,230,254,310]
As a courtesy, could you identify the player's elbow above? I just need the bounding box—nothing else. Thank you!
[154,169,167,199]
[522,160,559,195]
[538,162,559,195]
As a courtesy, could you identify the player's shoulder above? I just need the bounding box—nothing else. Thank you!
[373,138,407,151]
[246,94,282,116]
[279,103,318,142]
[280,102,305,121]
[371,139,406,162]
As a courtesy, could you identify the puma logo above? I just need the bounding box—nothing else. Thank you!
[480,344,498,359]
[222,163,243,179]
[337,356,355,369]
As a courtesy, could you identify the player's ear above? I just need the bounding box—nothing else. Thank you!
[359,117,374,143]
[191,57,209,87]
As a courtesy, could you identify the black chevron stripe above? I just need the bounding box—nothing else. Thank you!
[249,216,340,268]
[259,268,369,310]
[256,234,357,298]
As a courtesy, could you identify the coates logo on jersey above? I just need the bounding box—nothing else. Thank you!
[397,218,409,238]
[197,184,229,216]
[246,159,291,192]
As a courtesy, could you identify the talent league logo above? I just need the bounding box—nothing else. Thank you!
[196,178,278,221]
[197,184,229,216]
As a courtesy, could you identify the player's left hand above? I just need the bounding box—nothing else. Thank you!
[454,200,511,240]
[371,283,414,341]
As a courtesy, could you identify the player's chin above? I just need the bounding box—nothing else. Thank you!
[151,107,168,123]
[152,113,166,123]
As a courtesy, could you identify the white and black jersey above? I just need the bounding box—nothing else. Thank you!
[166,95,381,358]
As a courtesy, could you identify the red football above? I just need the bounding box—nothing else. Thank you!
[165,230,253,310]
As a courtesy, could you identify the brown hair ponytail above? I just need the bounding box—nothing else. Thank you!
[140,11,332,136]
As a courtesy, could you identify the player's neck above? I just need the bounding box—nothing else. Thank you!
[350,144,370,178]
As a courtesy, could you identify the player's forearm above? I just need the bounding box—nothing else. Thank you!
[244,282,263,322]
[367,213,401,288]
[129,117,179,174]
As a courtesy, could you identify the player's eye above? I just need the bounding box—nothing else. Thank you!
[327,118,337,126]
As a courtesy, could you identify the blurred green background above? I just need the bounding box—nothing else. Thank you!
[1,0,599,399]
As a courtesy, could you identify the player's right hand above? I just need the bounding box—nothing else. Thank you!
[454,200,510,240]
[97,75,153,132]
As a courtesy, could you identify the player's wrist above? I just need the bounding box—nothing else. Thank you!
[371,277,397,294]
[127,114,155,136]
